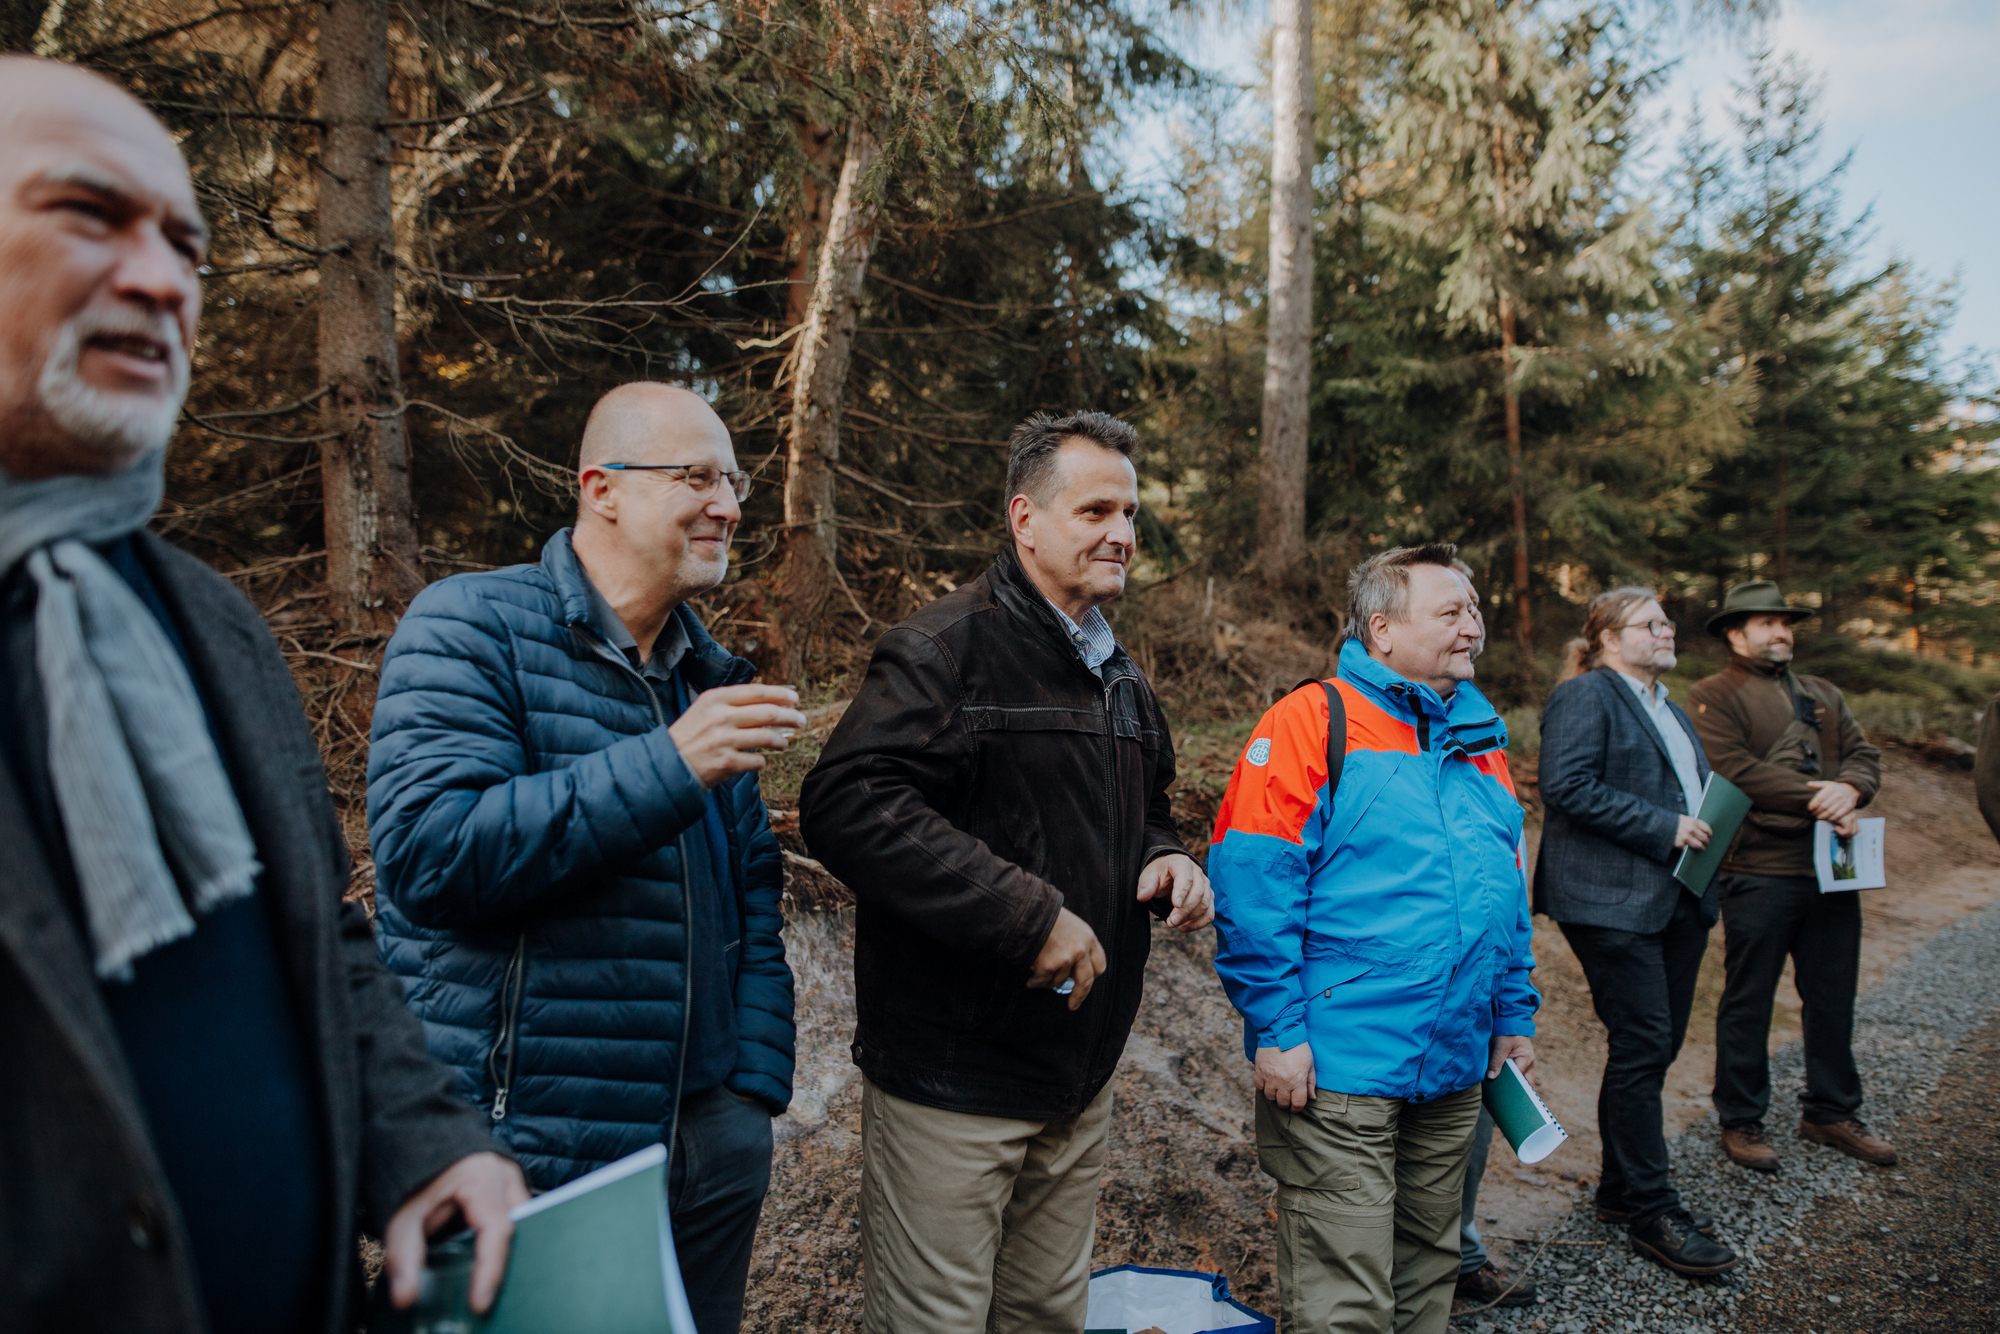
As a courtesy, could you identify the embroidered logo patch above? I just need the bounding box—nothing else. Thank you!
[1246,738,1272,767]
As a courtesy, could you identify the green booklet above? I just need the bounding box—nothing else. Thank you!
[1671,772,1753,896]
[371,1142,697,1334]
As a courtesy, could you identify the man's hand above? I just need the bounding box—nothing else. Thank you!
[667,685,806,788]
[384,1151,529,1315]
[1028,907,1107,1010]
[1136,853,1214,931]
[1255,1043,1316,1112]
[1673,815,1713,850]
[1807,780,1861,830]
[1488,1034,1537,1085]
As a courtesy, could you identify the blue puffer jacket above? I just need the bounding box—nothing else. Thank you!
[1208,640,1537,1101]
[368,529,794,1188]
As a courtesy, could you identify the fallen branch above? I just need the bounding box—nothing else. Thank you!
[1450,1233,1555,1322]
[286,649,378,672]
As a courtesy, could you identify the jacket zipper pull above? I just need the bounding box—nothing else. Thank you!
[491,1088,509,1121]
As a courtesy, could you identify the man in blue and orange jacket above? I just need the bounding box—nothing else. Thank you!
[1209,543,1538,1334]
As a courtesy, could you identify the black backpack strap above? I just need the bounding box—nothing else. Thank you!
[1293,677,1347,806]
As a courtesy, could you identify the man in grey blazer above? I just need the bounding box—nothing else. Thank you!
[1534,587,1737,1279]
[0,59,524,1331]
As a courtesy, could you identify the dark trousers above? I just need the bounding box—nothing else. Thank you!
[669,1086,776,1334]
[1713,872,1864,1129]
[1559,893,1712,1228]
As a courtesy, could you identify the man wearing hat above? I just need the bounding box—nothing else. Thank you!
[1688,581,1890,1173]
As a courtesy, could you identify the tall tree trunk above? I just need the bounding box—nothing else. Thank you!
[784,120,838,331]
[772,121,879,684]
[1500,297,1533,674]
[1063,63,1090,405]
[1773,399,1788,581]
[1257,0,1313,582]
[318,0,421,634]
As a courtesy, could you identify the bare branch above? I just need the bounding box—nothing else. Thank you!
[381,88,551,129]
[186,386,331,422]
[146,101,326,127]
[835,461,976,509]
[71,5,297,59]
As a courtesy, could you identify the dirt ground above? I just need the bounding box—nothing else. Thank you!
[742,747,2000,1332]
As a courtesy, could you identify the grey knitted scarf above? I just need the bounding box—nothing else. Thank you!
[0,451,260,980]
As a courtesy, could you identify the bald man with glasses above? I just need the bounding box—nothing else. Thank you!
[368,382,805,1333]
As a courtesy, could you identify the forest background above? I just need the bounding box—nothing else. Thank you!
[12,0,2000,857]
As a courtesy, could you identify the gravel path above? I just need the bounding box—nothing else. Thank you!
[1730,1010,2000,1331]
[1456,895,2000,1334]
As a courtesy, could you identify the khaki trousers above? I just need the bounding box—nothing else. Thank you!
[858,1077,1114,1334]
[1256,1082,1485,1334]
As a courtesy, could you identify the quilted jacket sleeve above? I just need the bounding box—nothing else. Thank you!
[368,579,712,929]
[725,775,795,1113]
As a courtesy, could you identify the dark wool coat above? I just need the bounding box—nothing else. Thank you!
[368,529,795,1189]
[0,533,498,1333]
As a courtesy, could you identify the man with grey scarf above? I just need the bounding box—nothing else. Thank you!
[0,57,526,1333]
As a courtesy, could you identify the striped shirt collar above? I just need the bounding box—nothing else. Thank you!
[1045,597,1118,673]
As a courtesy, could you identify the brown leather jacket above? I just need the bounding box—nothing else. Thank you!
[1688,653,1882,878]
[799,547,1188,1120]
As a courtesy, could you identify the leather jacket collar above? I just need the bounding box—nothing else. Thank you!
[986,545,1135,685]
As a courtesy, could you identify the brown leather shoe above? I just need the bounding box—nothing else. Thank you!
[1455,1261,1537,1307]
[1722,1122,1780,1173]
[1800,1117,1898,1166]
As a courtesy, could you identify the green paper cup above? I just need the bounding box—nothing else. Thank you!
[1483,1057,1568,1165]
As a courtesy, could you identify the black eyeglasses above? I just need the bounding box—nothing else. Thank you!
[1619,619,1678,638]
[601,463,752,502]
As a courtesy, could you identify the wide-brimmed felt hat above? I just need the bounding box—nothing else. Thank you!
[1705,578,1815,638]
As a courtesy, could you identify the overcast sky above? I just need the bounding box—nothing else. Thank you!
[1125,0,1998,380]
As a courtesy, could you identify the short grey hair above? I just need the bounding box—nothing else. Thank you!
[1004,410,1138,507]
[1344,542,1462,645]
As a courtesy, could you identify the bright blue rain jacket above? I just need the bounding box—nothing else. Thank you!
[1208,640,1537,1101]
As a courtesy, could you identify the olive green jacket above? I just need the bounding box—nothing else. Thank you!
[1688,654,1882,878]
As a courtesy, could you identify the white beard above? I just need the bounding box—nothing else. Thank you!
[36,308,190,460]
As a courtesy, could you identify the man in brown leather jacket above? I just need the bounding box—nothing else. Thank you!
[801,410,1212,1334]
[1689,580,1891,1173]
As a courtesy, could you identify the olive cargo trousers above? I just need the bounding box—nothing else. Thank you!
[1257,1082,1485,1334]
[857,1076,1114,1334]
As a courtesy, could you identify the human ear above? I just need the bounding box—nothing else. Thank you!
[1008,493,1037,550]
[577,467,619,524]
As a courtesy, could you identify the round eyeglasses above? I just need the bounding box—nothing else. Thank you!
[601,463,752,502]
[1619,619,1678,638]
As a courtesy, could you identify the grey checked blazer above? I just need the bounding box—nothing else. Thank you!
[1532,666,1716,933]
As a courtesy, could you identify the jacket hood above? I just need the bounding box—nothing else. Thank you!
[1337,637,1507,751]
[539,526,753,691]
